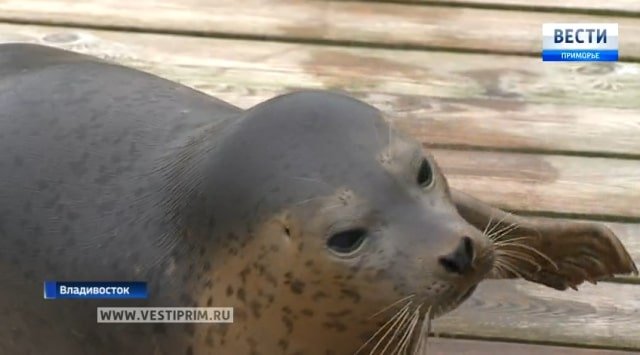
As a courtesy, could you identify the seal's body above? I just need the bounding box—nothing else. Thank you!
[0,43,241,354]
[0,44,636,355]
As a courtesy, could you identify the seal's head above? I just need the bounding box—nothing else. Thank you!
[191,91,495,354]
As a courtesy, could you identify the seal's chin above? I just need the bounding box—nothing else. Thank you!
[405,283,479,354]
[432,282,479,319]
[457,283,478,304]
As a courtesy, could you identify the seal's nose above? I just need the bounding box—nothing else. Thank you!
[438,236,475,275]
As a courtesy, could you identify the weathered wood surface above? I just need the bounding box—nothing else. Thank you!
[0,0,639,60]
[1,25,639,220]
[405,0,640,15]
[427,337,639,355]
[437,280,640,350]
[1,22,639,162]
[433,150,640,219]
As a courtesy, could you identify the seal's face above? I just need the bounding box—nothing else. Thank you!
[201,91,495,354]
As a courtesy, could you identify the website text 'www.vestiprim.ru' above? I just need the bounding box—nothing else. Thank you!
[97,307,234,323]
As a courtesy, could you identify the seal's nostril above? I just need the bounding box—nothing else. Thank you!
[463,236,474,261]
[438,256,461,274]
[439,236,474,275]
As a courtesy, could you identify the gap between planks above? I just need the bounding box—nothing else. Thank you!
[422,336,640,354]
[361,0,640,17]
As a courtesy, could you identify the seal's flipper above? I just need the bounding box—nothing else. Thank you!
[451,189,638,290]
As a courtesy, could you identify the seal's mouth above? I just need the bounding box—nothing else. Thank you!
[404,284,478,354]
[431,282,479,319]
[458,283,478,303]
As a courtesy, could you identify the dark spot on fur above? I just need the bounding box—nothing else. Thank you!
[282,315,294,334]
[237,288,246,302]
[312,290,328,301]
[206,296,213,307]
[278,338,289,351]
[301,309,314,317]
[341,288,361,303]
[240,267,251,283]
[250,300,262,318]
[327,309,352,318]
[305,260,314,267]
[323,320,347,332]
[226,285,234,297]
[290,279,305,294]
[185,345,193,355]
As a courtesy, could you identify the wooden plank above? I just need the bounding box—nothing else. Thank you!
[406,0,640,15]
[0,0,639,60]
[1,24,640,159]
[433,150,640,219]
[436,280,640,350]
[426,337,639,355]
[391,97,640,158]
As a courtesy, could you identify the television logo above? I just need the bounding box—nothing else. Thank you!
[542,23,618,62]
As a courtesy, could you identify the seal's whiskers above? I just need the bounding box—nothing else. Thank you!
[494,240,559,271]
[481,214,495,237]
[494,258,526,279]
[495,249,543,271]
[402,306,421,355]
[369,307,410,355]
[380,305,417,355]
[391,312,414,355]
[484,210,516,240]
[408,305,433,355]
[493,236,534,245]
[391,306,418,355]
[354,302,412,355]
[369,294,415,320]
[488,221,520,242]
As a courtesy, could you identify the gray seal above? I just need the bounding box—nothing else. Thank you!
[0,43,636,355]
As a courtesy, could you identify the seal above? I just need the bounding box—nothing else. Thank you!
[0,43,636,355]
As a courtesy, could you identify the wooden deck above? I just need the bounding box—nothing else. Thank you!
[0,0,638,353]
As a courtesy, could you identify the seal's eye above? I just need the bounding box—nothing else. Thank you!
[327,228,367,255]
[417,159,434,187]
